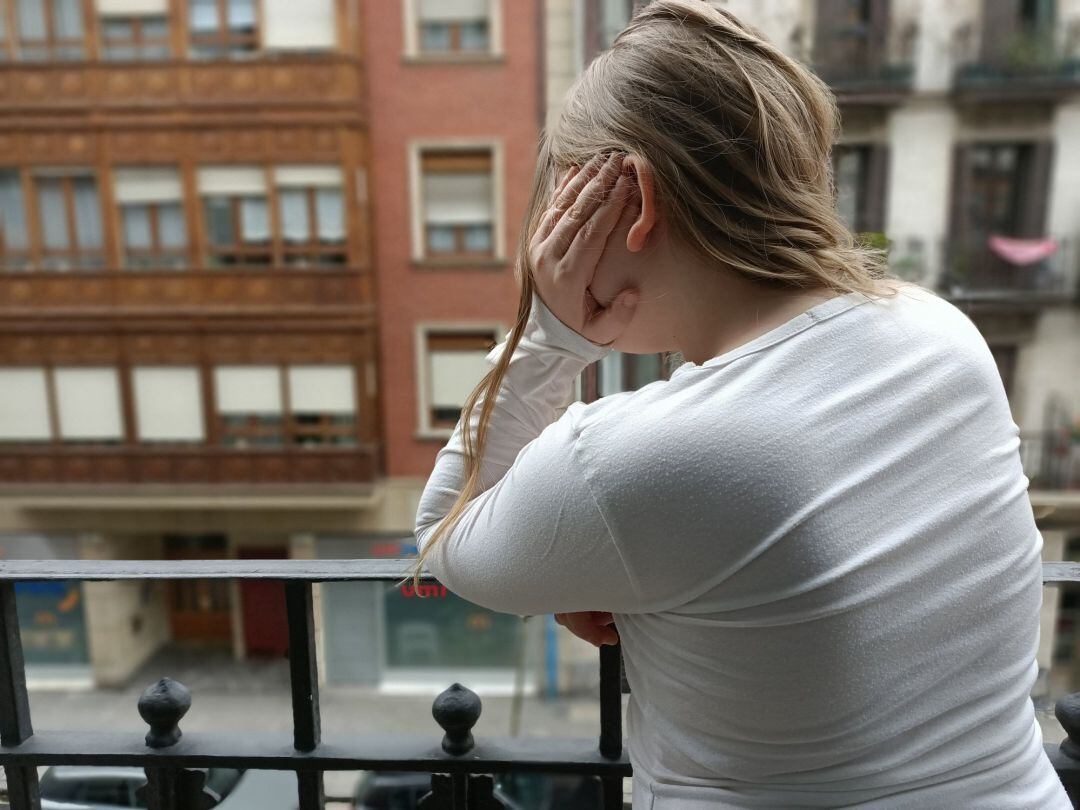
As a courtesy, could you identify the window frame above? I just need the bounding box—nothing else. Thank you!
[12,0,88,61]
[99,14,171,61]
[409,140,504,265]
[415,323,504,439]
[0,168,32,270]
[31,170,106,271]
[403,0,502,60]
[274,183,348,267]
[188,0,260,59]
[119,200,188,269]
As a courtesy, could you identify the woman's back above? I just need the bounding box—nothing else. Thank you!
[565,286,1063,807]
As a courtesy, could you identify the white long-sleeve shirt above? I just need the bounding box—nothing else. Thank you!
[415,285,1069,809]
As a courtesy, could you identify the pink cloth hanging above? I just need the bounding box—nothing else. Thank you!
[988,235,1059,266]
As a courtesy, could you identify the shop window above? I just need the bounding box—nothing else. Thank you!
[421,329,498,433]
[213,365,283,446]
[33,172,105,270]
[53,367,124,443]
[420,150,495,261]
[286,365,357,446]
[0,368,51,441]
[198,166,271,267]
[274,166,347,266]
[0,170,30,270]
[114,167,188,269]
[188,0,258,58]
[15,0,85,60]
[99,8,170,61]
[415,0,492,56]
[263,0,336,51]
[133,366,205,443]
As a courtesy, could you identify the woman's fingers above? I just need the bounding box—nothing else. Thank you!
[554,611,619,647]
[582,287,639,347]
[562,170,632,279]
[535,156,604,243]
[547,154,622,258]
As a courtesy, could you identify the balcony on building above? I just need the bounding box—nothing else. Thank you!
[812,0,915,105]
[954,0,1080,101]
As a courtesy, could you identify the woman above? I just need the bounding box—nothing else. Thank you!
[414,1,1068,807]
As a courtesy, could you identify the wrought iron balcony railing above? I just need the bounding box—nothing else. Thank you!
[0,559,631,810]
[1022,431,1080,491]
[941,238,1079,303]
[1,560,1080,808]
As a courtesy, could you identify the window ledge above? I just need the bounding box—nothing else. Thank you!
[402,53,505,66]
[415,429,454,442]
[411,258,508,271]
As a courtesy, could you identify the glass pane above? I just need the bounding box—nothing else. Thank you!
[228,0,256,30]
[459,21,489,52]
[315,188,344,241]
[16,0,47,40]
[203,197,235,246]
[142,18,169,39]
[239,196,269,242]
[121,205,152,249]
[426,225,455,253]
[463,224,491,252]
[102,20,134,40]
[73,177,102,250]
[15,582,90,666]
[834,148,862,232]
[279,189,309,242]
[37,179,69,250]
[0,172,28,251]
[52,0,84,39]
[104,45,137,61]
[190,0,218,33]
[143,44,171,60]
[158,203,187,249]
[420,22,451,52]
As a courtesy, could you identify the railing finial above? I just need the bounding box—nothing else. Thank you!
[1057,692,1080,759]
[138,677,191,749]
[432,682,481,756]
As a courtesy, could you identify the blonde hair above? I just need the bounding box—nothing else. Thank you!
[415,0,894,579]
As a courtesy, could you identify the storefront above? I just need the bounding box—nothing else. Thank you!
[317,535,543,693]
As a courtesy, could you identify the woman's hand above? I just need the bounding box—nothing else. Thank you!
[529,154,640,346]
[555,611,619,647]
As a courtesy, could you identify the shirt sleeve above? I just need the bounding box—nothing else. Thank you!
[414,297,644,616]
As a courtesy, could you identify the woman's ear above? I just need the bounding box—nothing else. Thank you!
[624,155,657,253]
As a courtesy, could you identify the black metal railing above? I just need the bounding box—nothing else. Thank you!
[940,238,1079,302]
[2,560,1080,808]
[0,559,630,810]
[1022,431,1080,491]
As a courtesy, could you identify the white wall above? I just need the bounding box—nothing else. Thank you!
[545,0,579,130]
[1048,102,1080,242]
[717,0,811,59]
[911,0,980,92]
[1014,309,1080,431]
[885,101,957,282]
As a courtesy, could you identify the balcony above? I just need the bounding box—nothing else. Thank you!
[0,266,373,318]
[0,445,378,493]
[0,56,364,123]
[813,29,915,104]
[955,30,1080,101]
[939,238,1079,306]
[0,559,632,810]
[1023,431,1080,492]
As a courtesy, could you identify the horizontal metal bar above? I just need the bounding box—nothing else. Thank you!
[0,731,631,776]
[0,559,1077,584]
[0,559,433,583]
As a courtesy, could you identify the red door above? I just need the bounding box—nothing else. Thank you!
[238,548,289,657]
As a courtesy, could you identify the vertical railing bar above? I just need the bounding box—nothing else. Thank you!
[599,642,624,810]
[284,580,324,810]
[0,580,40,810]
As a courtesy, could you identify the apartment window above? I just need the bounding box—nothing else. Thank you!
[189,0,258,58]
[214,365,283,446]
[0,368,51,441]
[15,0,85,60]
[114,167,187,269]
[287,365,356,446]
[198,166,271,267]
[98,0,171,60]
[0,171,30,270]
[33,172,105,270]
[263,0,336,51]
[53,367,124,443]
[415,0,491,55]
[274,166,346,266]
[422,329,498,432]
[132,366,205,443]
[420,150,495,261]
[969,144,1033,238]
[833,145,887,235]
